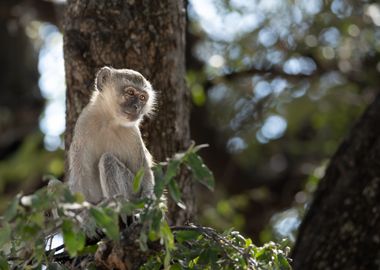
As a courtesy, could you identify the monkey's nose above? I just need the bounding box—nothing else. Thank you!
[133,104,138,111]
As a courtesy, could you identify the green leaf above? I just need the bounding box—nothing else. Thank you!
[3,195,20,222]
[186,152,215,191]
[31,192,52,211]
[121,200,146,215]
[0,255,9,270]
[174,230,201,243]
[170,264,181,270]
[255,247,271,261]
[160,221,174,250]
[0,223,11,247]
[191,84,206,106]
[63,188,81,203]
[30,212,45,228]
[277,253,291,270]
[153,165,165,198]
[73,192,85,203]
[168,180,182,205]
[245,237,253,248]
[198,248,214,265]
[78,245,98,256]
[20,223,40,240]
[148,229,158,241]
[139,232,148,251]
[89,207,119,241]
[164,250,171,269]
[151,209,163,232]
[62,219,85,257]
[164,160,181,184]
[133,169,145,193]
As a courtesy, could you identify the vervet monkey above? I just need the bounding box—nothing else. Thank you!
[68,67,156,204]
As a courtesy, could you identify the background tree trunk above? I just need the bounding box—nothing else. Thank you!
[0,0,43,159]
[292,94,380,270]
[63,0,193,224]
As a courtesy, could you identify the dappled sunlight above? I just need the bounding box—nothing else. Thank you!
[189,0,262,41]
[271,208,301,243]
[37,23,66,151]
[188,0,377,248]
[257,115,287,143]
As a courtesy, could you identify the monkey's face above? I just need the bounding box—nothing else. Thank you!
[95,66,155,124]
[119,86,149,122]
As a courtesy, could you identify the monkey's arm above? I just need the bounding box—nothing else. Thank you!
[98,153,136,200]
[141,165,155,198]
[98,151,155,200]
[140,146,155,198]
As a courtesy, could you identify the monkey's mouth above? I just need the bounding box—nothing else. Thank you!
[123,111,139,121]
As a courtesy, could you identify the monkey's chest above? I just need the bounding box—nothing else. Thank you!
[92,130,143,172]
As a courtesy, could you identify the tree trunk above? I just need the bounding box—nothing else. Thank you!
[0,0,43,158]
[292,94,380,270]
[63,0,193,224]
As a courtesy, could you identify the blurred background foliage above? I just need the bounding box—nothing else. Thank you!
[0,0,378,247]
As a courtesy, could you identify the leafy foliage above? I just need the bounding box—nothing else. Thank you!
[142,227,290,270]
[0,146,291,269]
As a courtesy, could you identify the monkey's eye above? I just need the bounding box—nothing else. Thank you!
[126,88,135,95]
[139,94,146,101]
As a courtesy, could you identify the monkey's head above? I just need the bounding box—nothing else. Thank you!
[95,66,156,125]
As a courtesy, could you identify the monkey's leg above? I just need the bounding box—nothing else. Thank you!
[98,153,134,199]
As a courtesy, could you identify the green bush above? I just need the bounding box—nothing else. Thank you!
[0,145,291,269]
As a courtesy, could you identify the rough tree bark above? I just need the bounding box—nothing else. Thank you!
[63,0,193,224]
[292,94,380,270]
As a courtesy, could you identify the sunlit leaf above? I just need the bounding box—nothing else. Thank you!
[62,219,85,257]
[149,229,158,241]
[133,169,145,193]
[245,238,253,248]
[277,253,291,269]
[255,247,271,261]
[161,221,174,249]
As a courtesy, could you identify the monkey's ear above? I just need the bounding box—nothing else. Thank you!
[95,66,112,91]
